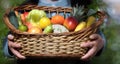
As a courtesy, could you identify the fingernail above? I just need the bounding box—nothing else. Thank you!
[90,35,94,39]
[19,56,26,60]
[22,56,26,59]
[8,34,14,39]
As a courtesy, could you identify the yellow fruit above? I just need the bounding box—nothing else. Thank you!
[39,17,51,29]
[74,21,86,31]
[86,16,96,27]
[30,22,40,28]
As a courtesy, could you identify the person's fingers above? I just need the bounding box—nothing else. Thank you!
[9,47,26,59]
[7,34,25,59]
[8,34,14,40]
[90,34,104,50]
[80,34,104,60]
[80,41,96,60]
[81,46,97,60]
[89,34,100,40]
[8,40,21,48]
[80,41,95,48]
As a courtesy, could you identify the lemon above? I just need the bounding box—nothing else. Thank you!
[39,17,51,29]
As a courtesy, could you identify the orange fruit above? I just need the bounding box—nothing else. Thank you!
[28,27,42,34]
[51,14,64,24]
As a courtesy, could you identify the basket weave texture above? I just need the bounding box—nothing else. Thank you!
[3,5,105,58]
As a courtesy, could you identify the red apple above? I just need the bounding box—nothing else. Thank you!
[20,12,29,22]
[23,12,29,19]
[63,17,78,31]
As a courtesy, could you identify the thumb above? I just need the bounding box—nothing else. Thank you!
[8,34,14,40]
[89,34,99,40]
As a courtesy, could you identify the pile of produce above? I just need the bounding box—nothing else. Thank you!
[11,6,97,34]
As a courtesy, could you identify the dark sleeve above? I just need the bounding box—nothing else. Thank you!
[3,32,14,58]
[71,0,92,7]
[20,0,38,5]
[95,30,106,56]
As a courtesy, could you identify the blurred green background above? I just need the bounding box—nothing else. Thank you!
[0,0,120,64]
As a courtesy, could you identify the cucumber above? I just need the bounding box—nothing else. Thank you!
[8,10,19,28]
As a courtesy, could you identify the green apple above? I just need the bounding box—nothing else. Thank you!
[27,9,46,22]
[18,24,27,32]
[43,25,53,34]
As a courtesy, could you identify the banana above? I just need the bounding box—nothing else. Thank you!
[74,21,86,31]
[86,16,96,27]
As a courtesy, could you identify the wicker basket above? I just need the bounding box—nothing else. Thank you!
[3,5,105,58]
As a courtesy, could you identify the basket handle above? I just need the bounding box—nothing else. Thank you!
[96,11,106,27]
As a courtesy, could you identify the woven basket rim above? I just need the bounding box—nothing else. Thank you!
[14,5,72,13]
[3,5,105,36]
